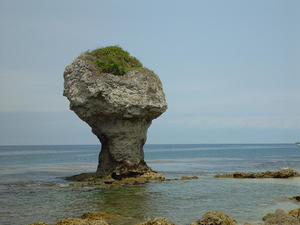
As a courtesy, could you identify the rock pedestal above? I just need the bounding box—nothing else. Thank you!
[93,118,151,179]
[63,53,167,179]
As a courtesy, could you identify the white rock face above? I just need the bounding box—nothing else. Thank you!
[63,56,167,178]
[64,58,167,120]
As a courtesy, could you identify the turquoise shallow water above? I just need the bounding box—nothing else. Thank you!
[1,144,300,225]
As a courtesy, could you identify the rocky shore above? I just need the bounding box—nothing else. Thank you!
[29,208,300,225]
[66,170,166,188]
[215,168,300,179]
[66,172,199,188]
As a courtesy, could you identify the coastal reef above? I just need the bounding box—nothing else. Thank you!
[28,208,300,225]
[215,168,300,179]
[63,46,167,180]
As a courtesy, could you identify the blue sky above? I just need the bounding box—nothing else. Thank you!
[0,0,299,144]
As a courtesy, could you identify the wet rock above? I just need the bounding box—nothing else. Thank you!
[28,211,123,225]
[181,176,199,180]
[56,217,108,225]
[136,217,175,225]
[80,211,123,220]
[262,208,300,225]
[191,211,238,225]
[290,195,300,202]
[63,47,167,180]
[215,168,300,179]
[69,170,165,188]
[29,223,48,225]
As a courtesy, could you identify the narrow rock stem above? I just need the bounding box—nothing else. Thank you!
[90,118,152,179]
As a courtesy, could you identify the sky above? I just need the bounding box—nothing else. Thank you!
[0,0,299,145]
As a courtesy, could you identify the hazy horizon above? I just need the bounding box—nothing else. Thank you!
[1,0,299,145]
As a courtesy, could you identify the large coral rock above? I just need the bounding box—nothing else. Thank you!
[191,211,238,225]
[136,217,175,225]
[63,50,167,179]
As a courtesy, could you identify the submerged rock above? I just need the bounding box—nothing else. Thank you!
[136,217,175,225]
[56,217,108,225]
[181,175,198,180]
[68,170,165,188]
[215,168,300,179]
[29,211,123,225]
[63,46,167,180]
[29,223,48,225]
[191,211,238,225]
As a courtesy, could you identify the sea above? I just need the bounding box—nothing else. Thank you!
[1,144,300,225]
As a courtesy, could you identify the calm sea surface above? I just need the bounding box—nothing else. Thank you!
[1,144,300,225]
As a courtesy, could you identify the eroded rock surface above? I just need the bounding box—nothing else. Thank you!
[63,49,167,179]
[262,208,300,225]
[215,168,300,179]
[136,217,175,225]
[191,211,238,225]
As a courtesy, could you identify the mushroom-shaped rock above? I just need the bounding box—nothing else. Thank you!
[63,46,167,179]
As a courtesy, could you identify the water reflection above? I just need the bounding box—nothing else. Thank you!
[85,185,162,224]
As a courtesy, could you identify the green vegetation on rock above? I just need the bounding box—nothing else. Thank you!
[87,46,142,76]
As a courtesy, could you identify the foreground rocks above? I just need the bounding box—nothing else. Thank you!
[262,208,300,225]
[29,211,119,225]
[136,217,175,225]
[215,168,300,179]
[190,211,238,225]
[29,208,300,225]
[63,46,167,179]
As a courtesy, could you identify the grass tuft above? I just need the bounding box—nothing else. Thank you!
[86,46,142,76]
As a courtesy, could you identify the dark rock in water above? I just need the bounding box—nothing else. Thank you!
[136,217,175,225]
[290,195,300,202]
[215,168,300,179]
[262,208,300,225]
[63,46,167,179]
[190,211,238,225]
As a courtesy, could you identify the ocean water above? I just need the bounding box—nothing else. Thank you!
[1,144,300,225]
